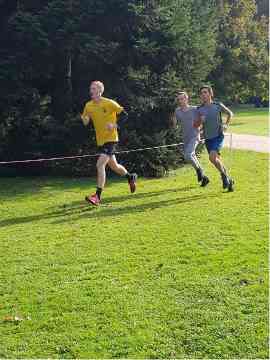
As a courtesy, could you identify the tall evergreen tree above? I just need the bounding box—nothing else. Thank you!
[1,0,266,176]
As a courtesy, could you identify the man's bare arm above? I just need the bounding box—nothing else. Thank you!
[169,112,178,129]
[220,103,234,126]
[81,114,90,126]
[193,113,202,128]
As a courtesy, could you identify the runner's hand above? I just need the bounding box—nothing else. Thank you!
[81,115,90,126]
[106,123,116,131]
[223,124,228,132]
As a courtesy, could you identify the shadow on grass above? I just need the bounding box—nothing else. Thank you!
[0,186,218,228]
[52,185,196,209]
[0,177,96,200]
[230,123,244,127]
[53,192,219,224]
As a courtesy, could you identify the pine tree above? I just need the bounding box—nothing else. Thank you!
[0,1,226,176]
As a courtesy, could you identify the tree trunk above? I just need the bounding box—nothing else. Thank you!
[51,0,73,121]
[51,50,73,121]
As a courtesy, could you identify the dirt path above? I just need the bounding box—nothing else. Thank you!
[224,133,269,153]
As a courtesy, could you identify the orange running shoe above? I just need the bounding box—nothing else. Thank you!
[85,194,101,206]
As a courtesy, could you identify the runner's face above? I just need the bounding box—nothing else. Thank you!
[90,84,101,99]
[200,89,211,103]
[177,94,188,107]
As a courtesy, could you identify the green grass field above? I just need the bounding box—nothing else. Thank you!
[230,108,269,136]
[0,149,268,358]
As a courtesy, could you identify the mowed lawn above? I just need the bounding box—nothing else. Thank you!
[0,149,268,358]
[230,107,268,136]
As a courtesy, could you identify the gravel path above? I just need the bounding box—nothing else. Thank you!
[224,133,269,153]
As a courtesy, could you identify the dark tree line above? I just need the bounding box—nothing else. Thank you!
[0,0,268,176]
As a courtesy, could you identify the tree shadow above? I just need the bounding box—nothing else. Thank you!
[0,177,95,201]
[49,185,196,211]
[230,122,244,126]
[52,192,219,224]
[0,186,218,228]
[103,185,196,204]
[0,206,95,228]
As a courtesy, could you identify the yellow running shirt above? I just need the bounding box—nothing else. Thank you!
[82,97,124,146]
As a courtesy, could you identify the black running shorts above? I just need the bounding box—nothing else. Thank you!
[98,142,118,156]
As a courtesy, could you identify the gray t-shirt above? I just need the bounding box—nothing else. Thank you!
[175,106,200,143]
[197,102,223,140]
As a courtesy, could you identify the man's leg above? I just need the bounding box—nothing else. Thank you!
[209,151,234,191]
[184,139,202,171]
[85,154,110,205]
[107,155,128,176]
[184,139,209,186]
[108,155,137,193]
[96,154,110,197]
[209,151,227,174]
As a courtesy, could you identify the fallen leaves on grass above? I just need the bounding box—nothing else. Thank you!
[3,315,31,323]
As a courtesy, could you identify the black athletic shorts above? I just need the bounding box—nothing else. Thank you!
[98,142,118,156]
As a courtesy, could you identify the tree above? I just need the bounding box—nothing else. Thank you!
[209,0,268,102]
[0,1,219,176]
[69,0,218,176]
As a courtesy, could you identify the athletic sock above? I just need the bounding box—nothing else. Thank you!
[220,165,229,177]
[196,168,204,182]
[221,172,230,189]
[221,171,229,180]
[96,187,103,200]
[125,172,131,180]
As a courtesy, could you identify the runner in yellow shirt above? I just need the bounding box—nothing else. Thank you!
[81,81,137,205]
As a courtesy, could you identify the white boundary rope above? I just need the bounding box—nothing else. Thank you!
[0,142,184,165]
[0,133,234,166]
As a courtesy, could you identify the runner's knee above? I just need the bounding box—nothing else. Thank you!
[97,156,108,170]
[184,152,193,162]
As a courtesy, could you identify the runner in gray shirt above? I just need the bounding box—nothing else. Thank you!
[194,85,234,191]
[175,91,209,187]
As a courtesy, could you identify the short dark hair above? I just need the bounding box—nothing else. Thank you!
[199,85,214,97]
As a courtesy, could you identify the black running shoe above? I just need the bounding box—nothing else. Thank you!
[201,176,210,187]
[228,178,235,192]
[221,173,230,189]
[128,173,137,193]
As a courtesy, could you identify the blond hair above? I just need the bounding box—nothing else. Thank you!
[177,91,189,98]
[91,81,105,95]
